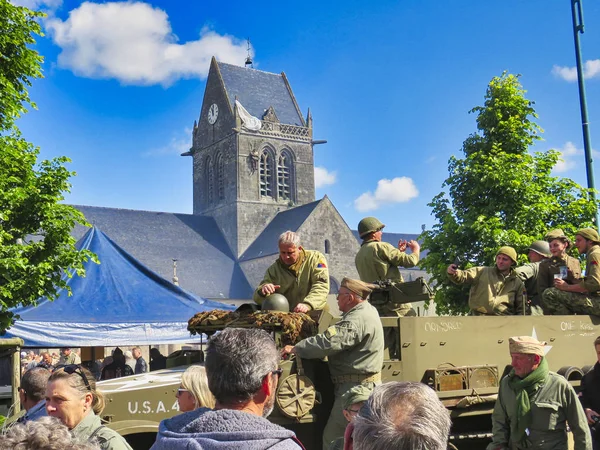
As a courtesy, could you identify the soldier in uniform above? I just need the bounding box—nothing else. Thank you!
[354,216,419,358]
[488,336,591,450]
[280,277,384,449]
[447,246,527,315]
[538,229,582,303]
[253,231,329,313]
[327,385,372,450]
[542,228,600,315]
[515,240,551,316]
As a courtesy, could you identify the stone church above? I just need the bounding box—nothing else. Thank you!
[73,57,424,305]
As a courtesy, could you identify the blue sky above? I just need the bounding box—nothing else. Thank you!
[12,0,600,234]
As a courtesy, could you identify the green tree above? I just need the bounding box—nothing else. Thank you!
[0,1,95,332]
[421,72,597,315]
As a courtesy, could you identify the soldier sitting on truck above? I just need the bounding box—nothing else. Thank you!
[488,336,591,450]
[515,240,551,316]
[253,231,329,313]
[447,246,527,315]
[542,228,600,316]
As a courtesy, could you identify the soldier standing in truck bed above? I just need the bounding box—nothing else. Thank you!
[354,217,420,358]
[253,231,329,313]
[280,277,384,450]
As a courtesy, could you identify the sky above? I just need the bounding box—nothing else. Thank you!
[11,0,600,235]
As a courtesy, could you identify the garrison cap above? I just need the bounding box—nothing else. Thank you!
[342,384,372,410]
[341,277,373,299]
[509,336,546,357]
[576,228,600,244]
[545,229,571,248]
[496,246,517,264]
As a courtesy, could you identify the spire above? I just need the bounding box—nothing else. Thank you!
[245,38,253,68]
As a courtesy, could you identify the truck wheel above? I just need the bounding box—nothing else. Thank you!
[557,366,584,381]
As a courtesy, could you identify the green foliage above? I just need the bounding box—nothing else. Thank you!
[421,72,597,315]
[0,1,95,332]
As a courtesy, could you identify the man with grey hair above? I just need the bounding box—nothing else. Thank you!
[16,367,51,423]
[347,382,451,450]
[152,328,303,449]
[253,230,329,313]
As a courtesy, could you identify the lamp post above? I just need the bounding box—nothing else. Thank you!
[571,0,598,225]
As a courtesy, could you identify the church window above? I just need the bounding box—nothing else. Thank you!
[205,156,213,205]
[277,150,293,201]
[259,150,274,198]
[216,153,225,200]
[324,239,331,254]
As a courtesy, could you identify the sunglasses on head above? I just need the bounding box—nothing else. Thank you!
[63,364,92,391]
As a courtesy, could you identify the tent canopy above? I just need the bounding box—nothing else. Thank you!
[5,227,232,347]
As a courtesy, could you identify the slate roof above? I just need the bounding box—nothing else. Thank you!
[239,200,322,261]
[73,206,253,300]
[217,61,304,126]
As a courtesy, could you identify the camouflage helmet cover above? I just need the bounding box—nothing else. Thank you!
[528,240,551,258]
[262,293,290,312]
[358,217,385,239]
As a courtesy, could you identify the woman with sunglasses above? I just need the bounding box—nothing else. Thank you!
[175,366,215,412]
[46,365,132,450]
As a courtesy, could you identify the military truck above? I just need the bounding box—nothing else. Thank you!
[97,284,600,450]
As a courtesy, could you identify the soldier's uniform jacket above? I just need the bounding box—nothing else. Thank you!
[253,249,329,311]
[537,254,581,297]
[489,371,591,450]
[355,240,419,314]
[515,262,542,310]
[582,244,600,295]
[293,301,384,378]
[448,266,525,315]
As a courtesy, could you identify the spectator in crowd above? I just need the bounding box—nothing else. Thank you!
[151,328,302,449]
[38,352,55,371]
[0,416,101,450]
[328,385,372,450]
[101,348,133,380]
[58,348,81,366]
[580,336,600,449]
[132,347,147,374]
[17,367,51,423]
[348,382,451,450]
[26,352,41,371]
[149,348,167,371]
[124,351,136,373]
[175,366,215,413]
[46,365,132,449]
[488,336,591,450]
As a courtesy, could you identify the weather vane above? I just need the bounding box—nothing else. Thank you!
[245,38,253,68]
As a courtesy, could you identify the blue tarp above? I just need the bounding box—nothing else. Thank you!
[5,227,232,347]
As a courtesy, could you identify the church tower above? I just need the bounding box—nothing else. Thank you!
[183,58,316,257]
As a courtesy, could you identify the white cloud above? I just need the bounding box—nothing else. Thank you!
[10,0,62,11]
[354,177,419,212]
[552,59,600,82]
[314,166,336,188]
[144,127,192,157]
[552,141,599,173]
[45,1,249,86]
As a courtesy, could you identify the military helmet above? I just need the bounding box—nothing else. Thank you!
[496,246,518,265]
[528,240,551,258]
[358,217,385,239]
[262,293,290,312]
[576,228,600,244]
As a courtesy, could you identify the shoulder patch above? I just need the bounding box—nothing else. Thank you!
[325,326,337,338]
[317,260,327,269]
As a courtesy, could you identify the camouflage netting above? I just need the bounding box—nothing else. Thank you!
[188,310,317,346]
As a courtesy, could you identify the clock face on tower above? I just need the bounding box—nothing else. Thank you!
[207,103,219,124]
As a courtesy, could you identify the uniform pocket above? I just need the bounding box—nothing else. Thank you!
[533,401,560,430]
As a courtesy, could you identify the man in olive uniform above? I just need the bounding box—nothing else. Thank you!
[542,228,600,315]
[355,217,420,358]
[447,246,526,315]
[488,336,591,450]
[254,231,329,313]
[515,240,551,316]
[328,385,372,450]
[281,277,384,449]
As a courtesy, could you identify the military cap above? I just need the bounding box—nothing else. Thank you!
[341,277,373,299]
[342,384,373,410]
[509,336,546,357]
[544,229,571,247]
[496,246,517,264]
[528,240,551,258]
[576,228,600,244]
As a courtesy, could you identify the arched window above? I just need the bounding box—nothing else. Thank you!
[216,153,225,201]
[204,156,213,205]
[277,150,294,201]
[259,149,274,199]
[324,239,331,254]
